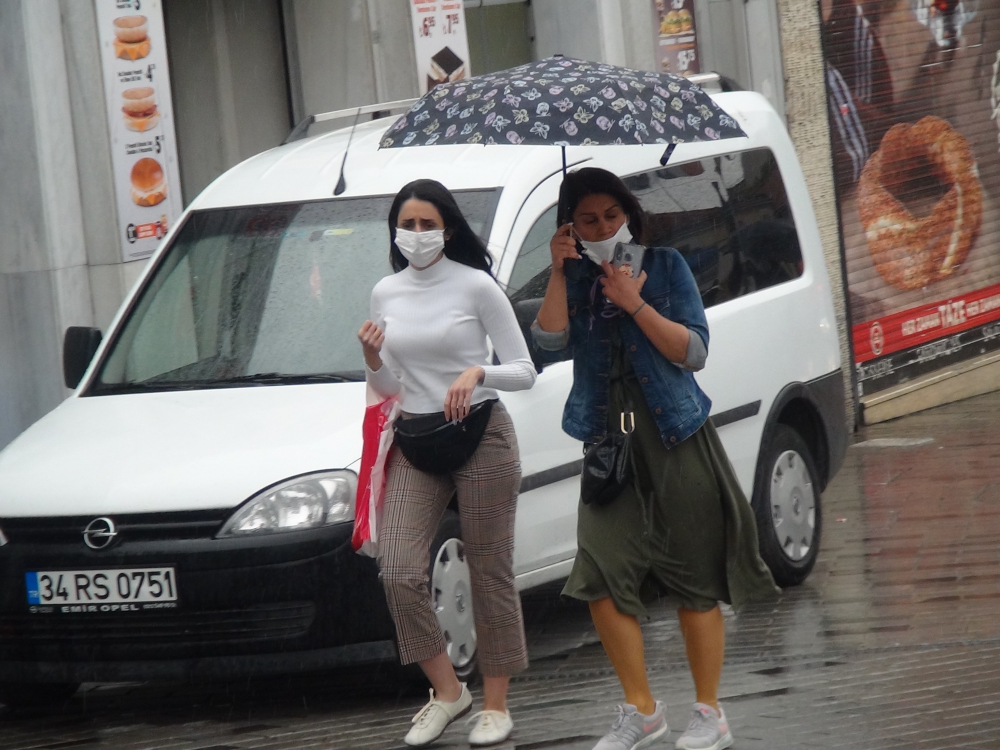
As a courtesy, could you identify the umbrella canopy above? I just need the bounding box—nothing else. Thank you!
[379,56,746,152]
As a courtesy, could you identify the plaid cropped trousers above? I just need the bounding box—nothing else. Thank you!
[377,402,529,677]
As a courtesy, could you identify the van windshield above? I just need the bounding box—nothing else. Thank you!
[90,191,499,394]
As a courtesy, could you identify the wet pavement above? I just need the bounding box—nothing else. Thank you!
[3,391,1000,749]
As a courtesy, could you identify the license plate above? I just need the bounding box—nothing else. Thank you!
[25,568,178,610]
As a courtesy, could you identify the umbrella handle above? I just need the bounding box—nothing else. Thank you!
[660,143,677,167]
[562,145,567,175]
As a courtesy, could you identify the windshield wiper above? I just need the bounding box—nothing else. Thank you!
[90,381,208,394]
[216,372,364,385]
[90,371,364,395]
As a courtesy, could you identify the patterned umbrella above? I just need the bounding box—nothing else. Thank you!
[379,56,746,164]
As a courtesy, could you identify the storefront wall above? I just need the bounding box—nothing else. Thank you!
[695,0,786,117]
[772,0,852,425]
[820,0,1000,422]
[163,0,291,204]
[0,0,107,448]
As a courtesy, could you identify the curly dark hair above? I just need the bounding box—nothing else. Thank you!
[387,179,494,275]
[556,167,646,244]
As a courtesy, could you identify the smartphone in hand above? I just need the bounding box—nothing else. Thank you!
[612,243,646,279]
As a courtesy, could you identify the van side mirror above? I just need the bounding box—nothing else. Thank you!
[63,327,103,389]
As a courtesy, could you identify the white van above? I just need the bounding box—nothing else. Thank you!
[0,85,845,704]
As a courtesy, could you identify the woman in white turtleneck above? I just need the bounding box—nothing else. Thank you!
[357,180,535,748]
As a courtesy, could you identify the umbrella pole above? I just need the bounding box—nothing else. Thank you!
[561,145,567,176]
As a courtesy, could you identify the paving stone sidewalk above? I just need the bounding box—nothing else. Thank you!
[3,391,1000,749]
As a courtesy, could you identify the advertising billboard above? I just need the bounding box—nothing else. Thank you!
[654,0,701,77]
[409,0,472,95]
[821,0,1000,396]
[95,0,183,263]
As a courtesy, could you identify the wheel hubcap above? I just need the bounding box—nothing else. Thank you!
[431,538,476,669]
[770,450,816,562]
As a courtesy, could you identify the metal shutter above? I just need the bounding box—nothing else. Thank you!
[821,0,1000,396]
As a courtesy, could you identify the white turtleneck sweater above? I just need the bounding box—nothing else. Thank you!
[366,256,537,414]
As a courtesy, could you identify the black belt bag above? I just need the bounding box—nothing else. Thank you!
[393,399,497,475]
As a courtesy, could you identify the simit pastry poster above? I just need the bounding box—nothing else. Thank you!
[409,0,472,95]
[96,0,183,263]
[822,0,1000,395]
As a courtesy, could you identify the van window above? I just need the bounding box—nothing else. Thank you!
[506,148,802,313]
[625,148,803,307]
[91,190,499,394]
[505,205,575,366]
[507,205,558,300]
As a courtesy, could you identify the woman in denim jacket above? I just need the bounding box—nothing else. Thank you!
[532,168,778,750]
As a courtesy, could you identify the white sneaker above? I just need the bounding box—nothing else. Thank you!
[468,709,514,746]
[403,683,473,747]
[675,703,733,750]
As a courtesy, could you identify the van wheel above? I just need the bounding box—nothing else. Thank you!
[752,424,821,587]
[430,513,479,683]
[0,682,79,709]
[398,511,479,686]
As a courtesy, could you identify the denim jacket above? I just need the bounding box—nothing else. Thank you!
[531,247,712,447]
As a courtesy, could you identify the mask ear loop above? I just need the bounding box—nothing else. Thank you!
[619,218,633,243]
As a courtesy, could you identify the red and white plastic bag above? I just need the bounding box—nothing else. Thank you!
[352,388,400,558]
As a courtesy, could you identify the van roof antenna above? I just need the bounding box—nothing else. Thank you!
[334,107,363,196]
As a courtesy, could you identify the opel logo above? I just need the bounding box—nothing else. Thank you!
[83,517,117,550]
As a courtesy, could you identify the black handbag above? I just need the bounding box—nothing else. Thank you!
[393,399,497,475]
[580,410,635,506]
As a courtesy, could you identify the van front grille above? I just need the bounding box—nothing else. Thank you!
[0,510,231,544]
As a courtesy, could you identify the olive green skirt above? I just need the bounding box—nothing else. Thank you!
[562,372,780,616]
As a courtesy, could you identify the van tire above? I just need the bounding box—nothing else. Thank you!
[397,511,480,687]
[752,424,822,587]
[0,682,79,709]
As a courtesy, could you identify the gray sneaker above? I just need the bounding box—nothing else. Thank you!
[593,702,668,750]
[674,703,733,750]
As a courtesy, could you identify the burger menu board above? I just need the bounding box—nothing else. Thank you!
[409,0,472,95]
[95,0,182,263]
[821,0,1000,397]
[654,0,700,77]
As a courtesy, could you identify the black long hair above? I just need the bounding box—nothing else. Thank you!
[556,167,646,244]
[387,180,494,275]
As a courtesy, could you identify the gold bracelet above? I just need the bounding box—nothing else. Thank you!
[631,301,647,317]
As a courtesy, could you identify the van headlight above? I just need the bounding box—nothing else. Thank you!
[217,471,357,537]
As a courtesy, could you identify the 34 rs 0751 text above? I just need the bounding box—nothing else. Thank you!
[25,567,178,606]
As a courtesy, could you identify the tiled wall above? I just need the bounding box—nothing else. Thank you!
[775,0,855,427]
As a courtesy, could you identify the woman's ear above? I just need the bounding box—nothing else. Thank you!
[444,228,454,241]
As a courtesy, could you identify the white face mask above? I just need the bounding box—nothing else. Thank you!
[394,228,446,269]
[576,221,633,266]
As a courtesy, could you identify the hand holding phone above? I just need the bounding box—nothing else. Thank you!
[612,243,646,279]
